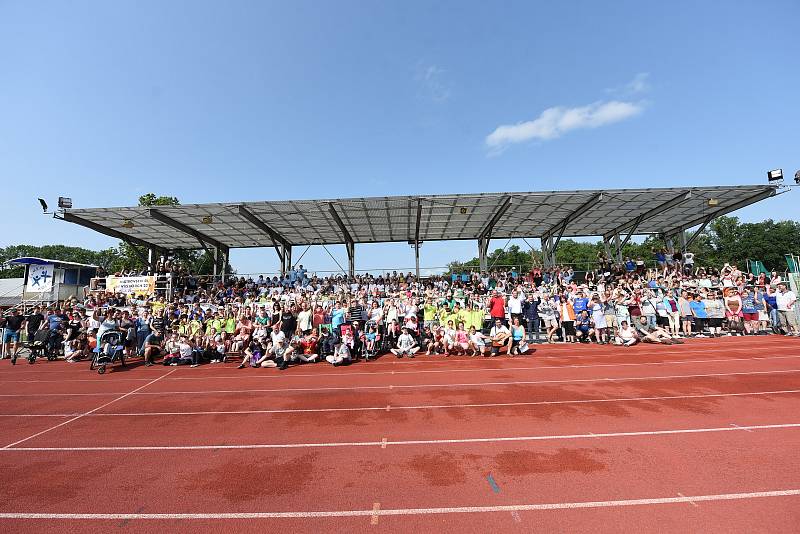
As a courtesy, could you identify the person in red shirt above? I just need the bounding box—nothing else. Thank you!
[488,290,507,326]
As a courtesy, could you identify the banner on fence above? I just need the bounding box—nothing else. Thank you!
[26,264,54,293]
[105,276,156,295]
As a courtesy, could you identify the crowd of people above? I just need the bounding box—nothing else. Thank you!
[1,252,798,370]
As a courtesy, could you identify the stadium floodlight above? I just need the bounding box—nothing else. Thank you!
[121,219,134,229]
[707,198,719,207]
[38,198,48,213]
[795,170,800,185]
[201,216,213,224]
[767,168,783,182]
[58,197,73,209]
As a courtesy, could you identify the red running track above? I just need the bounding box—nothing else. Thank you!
[0,335,798,533]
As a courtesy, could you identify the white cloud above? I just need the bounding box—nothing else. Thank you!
[625,72,650,94]
[606,72,650,96]
[415,62,451,102]
[486,100,644,149]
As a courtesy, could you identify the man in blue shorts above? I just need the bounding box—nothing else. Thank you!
[2,309,24,359]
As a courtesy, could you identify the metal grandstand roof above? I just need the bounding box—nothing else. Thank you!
[60,185,780,251]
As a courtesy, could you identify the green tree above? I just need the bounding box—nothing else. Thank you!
[116,193,220,275]
[0,244,121,278]
[445,216,800,274]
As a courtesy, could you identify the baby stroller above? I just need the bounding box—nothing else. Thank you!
[19,329,57,365]
[90,330,126,374]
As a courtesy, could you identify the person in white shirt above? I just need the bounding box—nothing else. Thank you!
[614,320,639,346]
[489,319,510,356]
[326,339,351,366]
[296,303,313,334]
[391,328,419,358]
[683,252,695,275]
[468,326,488,356]
[775,283,799,335]
[507,290,523,325]
[266,324,293,369]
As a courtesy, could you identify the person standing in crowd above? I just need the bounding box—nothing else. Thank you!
[704,290,724,337]
[488,290,506,326]
[1,309,24,359]
[775,283,799,336]
[690,293,708,337]
[522,291,540,343]
[740,287,761,335]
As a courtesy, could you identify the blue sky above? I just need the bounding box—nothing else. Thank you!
[1,0,798,275]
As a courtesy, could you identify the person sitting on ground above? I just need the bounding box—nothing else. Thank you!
[64,332,90,362]
[635,316,684,345]
[442,319,457,356]
[614,320,639,346]
[319,326,338,357]
[163,332,180,362]
[163,335,199,367]
[421,325,436,355]
[507,316,527,355]
[326,337,351,366]
[297,328,319,363]
[267,322,293,370]
[452,322,470,355]
[488,318,510,357]
[468,325,488,356]
[246,340,275,368]
[142,328,165,366]
[204,327,226,363]
[391,327,419,358]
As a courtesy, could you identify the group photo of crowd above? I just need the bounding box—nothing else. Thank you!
[1,251,799,371]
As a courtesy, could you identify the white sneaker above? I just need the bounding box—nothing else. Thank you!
[190,364,199,367]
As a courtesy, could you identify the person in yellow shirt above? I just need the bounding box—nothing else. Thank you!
[423,299,438,328]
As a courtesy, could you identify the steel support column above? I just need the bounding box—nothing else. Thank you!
[478,238,490,272]
[346,242,355,278]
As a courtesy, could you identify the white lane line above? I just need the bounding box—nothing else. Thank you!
[0,489,797,518]
[676,492,699,508]
[2,423,798,451]
[161,354,800,381]
[2,368,798,398]
[1,370,177,449]
[1,388,797,418]
[730,423,754,433]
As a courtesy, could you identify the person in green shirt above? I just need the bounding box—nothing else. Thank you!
[423,300,438,328]
[206,314,223,336]
[224,312,236,335]
[452,304,468,329]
